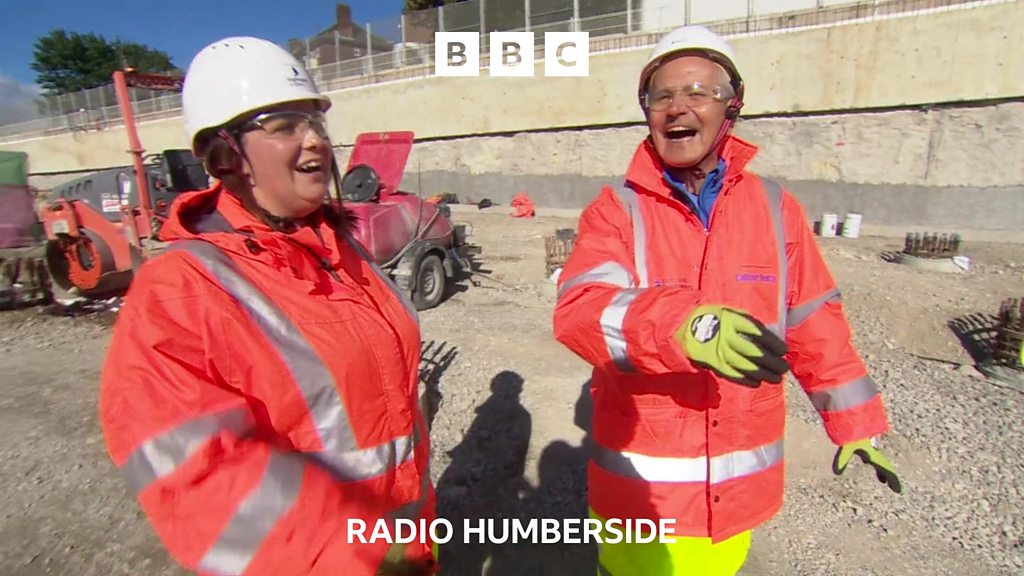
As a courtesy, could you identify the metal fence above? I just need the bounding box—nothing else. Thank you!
[0,0,997,143]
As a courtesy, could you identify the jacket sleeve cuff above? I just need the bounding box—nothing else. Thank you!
[820,396,890,445]
[653,296,701,373]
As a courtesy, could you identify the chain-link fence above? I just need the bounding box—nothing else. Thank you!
[0,0,995,143]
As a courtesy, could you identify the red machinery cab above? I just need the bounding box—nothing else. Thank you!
[341,131,475,310]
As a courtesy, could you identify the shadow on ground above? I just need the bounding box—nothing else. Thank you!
[420,339,458,431]
[435,376,597,575]
[947,312,1000,364]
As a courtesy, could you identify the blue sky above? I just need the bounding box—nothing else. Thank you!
[0,0,405,122]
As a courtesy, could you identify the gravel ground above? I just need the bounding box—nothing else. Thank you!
[0,206,1022,576]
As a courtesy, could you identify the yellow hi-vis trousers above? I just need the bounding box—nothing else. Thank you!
[591,510,751,576]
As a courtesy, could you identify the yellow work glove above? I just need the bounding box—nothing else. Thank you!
[832,438,902,494]
[674,304,791,388]
[376,542,436,576]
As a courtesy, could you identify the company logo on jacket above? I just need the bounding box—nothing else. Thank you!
[735,272,777,284]
[653,277,694,289]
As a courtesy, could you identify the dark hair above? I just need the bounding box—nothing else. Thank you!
[198,130,356,236]
[202,134,241,180]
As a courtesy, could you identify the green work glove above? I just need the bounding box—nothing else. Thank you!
[674,304,791,388]
[832,438,902,494]
[376,542,436,576]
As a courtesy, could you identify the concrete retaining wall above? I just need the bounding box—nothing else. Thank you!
[6,1,1023,233]
[5,1,1020,170]
[360,101,1023,232]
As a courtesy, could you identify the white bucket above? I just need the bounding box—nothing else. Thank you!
[841,213,863,239]
[820,212,838,237]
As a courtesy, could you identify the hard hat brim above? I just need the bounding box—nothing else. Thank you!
[638,48,742,102]
[191,94,333,156]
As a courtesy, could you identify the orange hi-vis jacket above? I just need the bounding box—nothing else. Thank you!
[553,136,890,542]
[99,183,436,575]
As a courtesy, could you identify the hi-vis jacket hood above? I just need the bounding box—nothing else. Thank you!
[100,183,436,575]
[554,135,889,542]
[157,182,358,287]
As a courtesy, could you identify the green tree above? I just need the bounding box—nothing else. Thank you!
[31,29,176,96]
[114,40,177,75]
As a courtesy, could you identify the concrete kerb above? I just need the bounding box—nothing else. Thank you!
[893,253,965,273]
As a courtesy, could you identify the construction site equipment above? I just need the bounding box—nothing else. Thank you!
[545,228,577,277]
[38,71,200,299]
[993,298,1024,371]
[36,70,474,309]
[973,297,1024,390]
[0,151,52,308]
[895,230,968,273]
[903,232,962,258]
[341,131,477,310]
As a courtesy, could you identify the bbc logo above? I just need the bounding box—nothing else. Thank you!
[434,32,590,77]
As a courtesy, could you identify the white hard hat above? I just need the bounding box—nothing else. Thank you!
[638,25,742,105]
[182,36,332,155]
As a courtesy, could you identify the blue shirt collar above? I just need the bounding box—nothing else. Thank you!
[662,158,728,230]
[662,158,727,197]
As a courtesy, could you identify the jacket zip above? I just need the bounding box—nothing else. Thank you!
[689,195,714,291]
[696,176,739,290]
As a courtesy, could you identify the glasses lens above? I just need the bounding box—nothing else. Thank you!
[683,83,714,105]
[254,112,328,139]
[646,82,722,111]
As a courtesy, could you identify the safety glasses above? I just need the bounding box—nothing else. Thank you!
[644,81,734,112]
[240,110,330,141]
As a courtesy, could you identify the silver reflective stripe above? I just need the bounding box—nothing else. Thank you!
[198,452,305,576]
[808,375,879,413]
[344,236,419,325]
[759,177,787,338]
[612,185,648,288]
[601,289,641,373]
[557,261,633,300]
[710,440,784,484]
[387,422,430,522]
[121,407,253,494]
[593,438,784,484]
[170,240,414,482]
[787,288,841,328]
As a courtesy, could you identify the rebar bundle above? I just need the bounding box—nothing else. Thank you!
[545,228,577,276]
[903,232,962,258]
[994,298,1024,370]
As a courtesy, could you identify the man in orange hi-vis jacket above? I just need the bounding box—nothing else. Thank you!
[553,25,901,576]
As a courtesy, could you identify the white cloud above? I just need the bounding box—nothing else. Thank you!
[0,74,45,125]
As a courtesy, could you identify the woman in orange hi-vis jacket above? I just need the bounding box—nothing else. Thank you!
[99,37,436,576]
[553,26,902,576]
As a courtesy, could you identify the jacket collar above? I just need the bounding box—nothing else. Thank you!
[158,181,341,268]
[624,134,759,198]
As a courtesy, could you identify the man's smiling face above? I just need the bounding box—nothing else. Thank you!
[645,55,732,170]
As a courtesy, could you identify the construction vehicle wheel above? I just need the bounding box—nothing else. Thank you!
[44,232,131,298]
[45,240,73,292]
[412,253,445,311]
[30,257,53,305]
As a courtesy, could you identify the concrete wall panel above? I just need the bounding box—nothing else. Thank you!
[3,0,1021,233]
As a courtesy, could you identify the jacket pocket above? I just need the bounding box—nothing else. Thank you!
[593,399,703,458]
